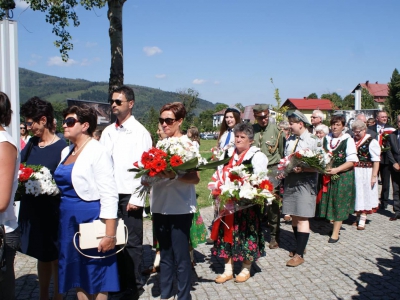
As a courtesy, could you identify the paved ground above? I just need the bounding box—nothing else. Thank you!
[14,195,400,299]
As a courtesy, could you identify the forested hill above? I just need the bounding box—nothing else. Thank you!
[19,68,216,116]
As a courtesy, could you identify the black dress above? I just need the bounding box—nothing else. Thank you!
[18,138,67,262]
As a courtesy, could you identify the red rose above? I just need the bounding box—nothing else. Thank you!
[170,155,183,167]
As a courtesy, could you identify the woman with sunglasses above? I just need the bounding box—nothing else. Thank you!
[54,105,119,299]
[151,102,200,300]
[0,92,21,300]
[217,107,241,150]
[19,96,67,300]
[20,123,31,149]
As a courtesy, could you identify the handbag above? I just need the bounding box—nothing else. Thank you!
[73,219,128,259]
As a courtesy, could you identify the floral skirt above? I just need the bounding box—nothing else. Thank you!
[212,206,265,262]
[318,169,355,221]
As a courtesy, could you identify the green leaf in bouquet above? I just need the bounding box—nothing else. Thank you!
[197,156,230,170]
[127,167,141,172]
[172,157,199,171]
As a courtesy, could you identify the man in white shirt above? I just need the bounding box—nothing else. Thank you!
[310,110,324,134]
[101,85,152,299]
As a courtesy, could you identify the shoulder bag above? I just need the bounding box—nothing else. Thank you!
[73,218,127,259]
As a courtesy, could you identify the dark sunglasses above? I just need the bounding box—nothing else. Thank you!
[158,118,176,125]
[20,127,26,129]
[108,99,129,106]
[255,115,269,120]
[25,121,34,127]
[62,117,80,127]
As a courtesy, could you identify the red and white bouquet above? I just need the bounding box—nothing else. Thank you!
[277,148,332,178]
[129,136,228,201]
[15,164,60,201]
[379,127,396,152]
[208,164,275,218]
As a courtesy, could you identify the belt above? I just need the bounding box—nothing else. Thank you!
[354,161,373,168]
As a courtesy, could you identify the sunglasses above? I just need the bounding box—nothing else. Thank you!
[25,121,35,127]
[20,127,26,129]
[109,99,129,106]
[158,118,176,125]
[255,115,269,120]
[62,117,80,127]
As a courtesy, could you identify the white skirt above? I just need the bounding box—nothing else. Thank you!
[354,167,379,212]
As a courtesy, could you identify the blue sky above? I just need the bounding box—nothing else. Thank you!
[12,0,400,107]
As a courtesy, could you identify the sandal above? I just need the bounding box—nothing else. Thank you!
[235,270,250,283]
[215,273,233,284]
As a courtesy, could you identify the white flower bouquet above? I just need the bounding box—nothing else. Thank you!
[15,163,59,200]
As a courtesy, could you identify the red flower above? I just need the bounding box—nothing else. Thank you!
[170,155,183,167]
[294,152,302,159]
[133,161,139,168]
[151,159,167,173]
[259,179,273,192]
[211,189,221,197]
[228,173,241,182]
[19,167,34,182]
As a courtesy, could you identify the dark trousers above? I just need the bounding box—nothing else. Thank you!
[267,199,281,241]
[116,194,144,292]
[0,227,21,300]
[380,163,391,204]
[391,170,400,216]
[153,213,193,300]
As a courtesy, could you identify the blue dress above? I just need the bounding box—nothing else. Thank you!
[54,162,120,294]
[19,138,67,262]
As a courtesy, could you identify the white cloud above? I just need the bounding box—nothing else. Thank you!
[47,56,78,67]
[85,42,98,48]
[155,74,166,79]
[214,81,220,85]
[193,79,206,85]
[143,46,162,56]
[28,54,42,66]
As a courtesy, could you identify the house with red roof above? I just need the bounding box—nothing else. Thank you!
[352,81,388,110]
[280,98,335,122]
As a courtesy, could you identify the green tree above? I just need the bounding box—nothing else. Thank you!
[0,0,125,93]
[321,92,343,109]
[270,78,288,122]
[307,93,318,99]
[177,88,199,129]
[235,103,245,112]
[342,94,355,110]
[199,109,214,132]
[214,103,229,112]
[361,88,377,109]
[385,68,400,120]
[142,106,159,144]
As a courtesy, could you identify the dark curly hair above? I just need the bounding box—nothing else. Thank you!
[62,104,97,136]
[20,96,55,132]
[0,92,12,126]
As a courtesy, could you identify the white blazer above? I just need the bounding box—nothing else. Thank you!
[60,139,118,219]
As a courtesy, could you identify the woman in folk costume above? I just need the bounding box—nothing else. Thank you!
[351,120,380,230]
[209,123,268,284]
[318,115,358,243]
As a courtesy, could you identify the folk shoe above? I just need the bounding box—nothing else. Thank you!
[215,273,233,284]
[234,271,250,283]
[289,248,307,257]
[286,254,304,267]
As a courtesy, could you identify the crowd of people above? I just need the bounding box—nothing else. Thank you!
[0,86,397,299]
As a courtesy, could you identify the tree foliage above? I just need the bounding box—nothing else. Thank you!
[235,103,245,112]
[270,78,287,123]
[214,103,229,112]
[177,88,199,129]
[1,0,124,91]
[321,92,343,109]
[198,109,215,132]
[385,68,400,120]
[342,94,355,110]
[361,88,377,109]
[307,93,318,99]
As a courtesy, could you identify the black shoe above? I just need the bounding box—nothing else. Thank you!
[379,203,388,210]
[328,237,339,243]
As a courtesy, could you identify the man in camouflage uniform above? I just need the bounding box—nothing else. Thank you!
[252,104,284,249]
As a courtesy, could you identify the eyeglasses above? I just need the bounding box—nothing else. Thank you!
[25,121,35,127]
[158,118,176,125]
[20,127,26,130]
[255,115,269,120]
[353,129,365,135]
[109,99,129,106]
[62,117,80,127]
[310,116,319,119]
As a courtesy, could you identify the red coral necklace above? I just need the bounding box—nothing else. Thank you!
[329,134,342,150]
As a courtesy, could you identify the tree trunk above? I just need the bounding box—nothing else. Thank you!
[108,0,125,94]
